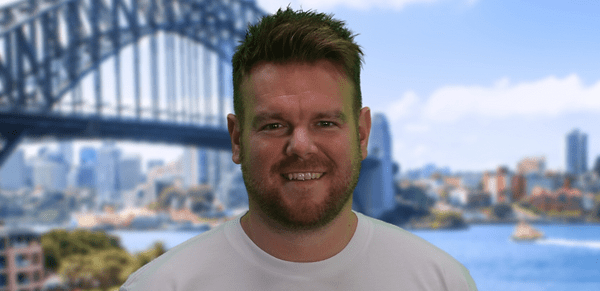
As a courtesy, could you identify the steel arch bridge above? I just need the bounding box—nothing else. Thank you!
[0,0,266,167]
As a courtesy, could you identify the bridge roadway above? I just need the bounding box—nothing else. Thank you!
[0,112,232,150]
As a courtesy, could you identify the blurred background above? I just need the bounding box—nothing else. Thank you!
[1,0,599,290]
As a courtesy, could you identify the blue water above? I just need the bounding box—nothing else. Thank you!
[111,224,600,291]
[411,224,600,291]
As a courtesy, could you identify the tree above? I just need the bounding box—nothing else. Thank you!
[60,248,134,291]
[41,229,122,272]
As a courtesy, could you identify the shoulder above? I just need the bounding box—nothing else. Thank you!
[361,213,455,261]
[120,219,235,291]
[357,213,478,290]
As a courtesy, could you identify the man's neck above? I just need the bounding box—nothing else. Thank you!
[240,205,358,263]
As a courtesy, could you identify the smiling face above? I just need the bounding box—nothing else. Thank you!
[228,60,371,231]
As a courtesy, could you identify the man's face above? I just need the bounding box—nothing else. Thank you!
[227,60,371,230]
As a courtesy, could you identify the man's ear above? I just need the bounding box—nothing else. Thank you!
[358,107,371,160]
[227,114,242,164]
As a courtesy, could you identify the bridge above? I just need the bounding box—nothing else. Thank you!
[0,0,266,167]
[0,1,401,220]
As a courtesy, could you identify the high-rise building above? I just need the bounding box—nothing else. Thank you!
[59,141,73,167]
[353,113,395,219]
[80,147,98,165]
[119,156,141,191]
[183,147,200,189]
[0,150,25,190]
[566,129,588,176]
[32,158,68,191]
[77,164,97,189]
[77,147,98,189]
[96,142,122,207]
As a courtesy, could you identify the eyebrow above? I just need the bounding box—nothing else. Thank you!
[251,113,285,129]
[314,111,348,124]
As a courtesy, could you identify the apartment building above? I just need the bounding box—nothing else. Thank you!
[0,228,45,291]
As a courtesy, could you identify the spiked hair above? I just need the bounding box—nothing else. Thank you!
[232,7,364,124]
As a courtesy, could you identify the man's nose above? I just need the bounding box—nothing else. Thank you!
[286,127,318,159]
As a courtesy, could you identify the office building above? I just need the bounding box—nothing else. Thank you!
[119,156,142,191]
[79,147,97,165]
[566,129,588,176]
[0,150,25,190]
[96,142,122,207]
[353,113,395,219]
[0,228,45,291]
[32,159,68,192]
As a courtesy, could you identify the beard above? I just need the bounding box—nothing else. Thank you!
[240,142,362,231]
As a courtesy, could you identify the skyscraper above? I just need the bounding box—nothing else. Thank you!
[566,129,588,176]
[77,147,98,189]
[96,142,122,208]
[119,156,141,191]
[0,149,25,190]
[353,113,395,219]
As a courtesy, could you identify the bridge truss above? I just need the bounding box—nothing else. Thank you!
[0,0,266,166]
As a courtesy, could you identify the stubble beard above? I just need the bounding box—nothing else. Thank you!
[240,143,362,232]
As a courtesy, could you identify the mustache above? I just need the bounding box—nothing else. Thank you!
[273,156,332,173]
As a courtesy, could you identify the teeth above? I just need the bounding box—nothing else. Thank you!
[285,173,323,181]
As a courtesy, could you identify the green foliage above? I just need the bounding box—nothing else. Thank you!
[42,229,168,291]
[422,210,466,229]
[60,248,134,291]
[133,241,166,270]
[41,229,122,272]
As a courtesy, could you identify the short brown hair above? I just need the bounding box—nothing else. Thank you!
[232,7,364,124]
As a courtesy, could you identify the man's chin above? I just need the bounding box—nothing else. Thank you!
[260,192,351,231]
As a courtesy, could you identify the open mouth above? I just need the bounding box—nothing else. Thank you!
[282,172,325,181]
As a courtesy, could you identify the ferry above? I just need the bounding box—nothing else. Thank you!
[511,220,544,241]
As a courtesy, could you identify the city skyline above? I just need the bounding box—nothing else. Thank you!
[4,0,600,172]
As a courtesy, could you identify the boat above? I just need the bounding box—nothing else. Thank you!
[511,221,544,241]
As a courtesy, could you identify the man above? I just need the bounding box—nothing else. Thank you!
[121,7,477,291]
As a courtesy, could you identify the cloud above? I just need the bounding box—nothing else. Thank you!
[257,0,442,13]
[385,91,421,121]
[422,74,600,122]
[404,123,430,133]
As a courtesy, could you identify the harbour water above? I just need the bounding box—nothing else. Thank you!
[111,224,600,290]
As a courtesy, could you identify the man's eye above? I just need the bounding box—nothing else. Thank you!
[263,123,283,130]
[318,121,336,127]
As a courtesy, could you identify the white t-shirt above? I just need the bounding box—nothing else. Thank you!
[120,211,477,290]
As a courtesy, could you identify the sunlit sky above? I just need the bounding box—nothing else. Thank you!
[6,0,600,173]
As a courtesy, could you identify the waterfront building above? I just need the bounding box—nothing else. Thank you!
[119,156,142,191]
[0,227,45,291]
[517,156,546,175]
[0,150,25,191]
[353,113,395,219]
[524,172,555,197]
[566,129,588,176]
[482,167,512,204]
[448,187,469,207]
[511,174,526,202]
